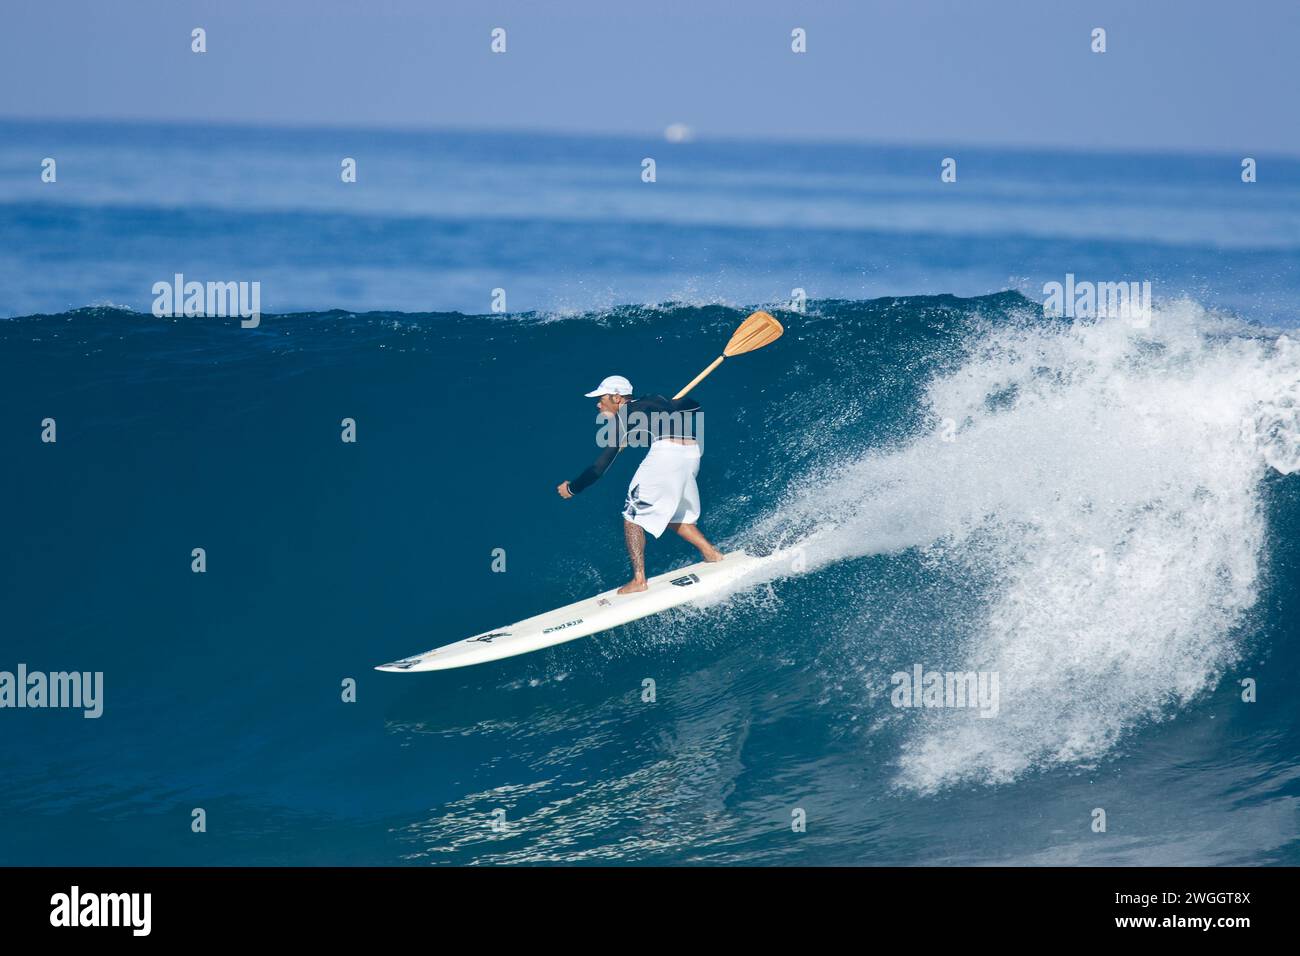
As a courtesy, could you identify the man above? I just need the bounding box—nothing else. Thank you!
[557,374,723,593]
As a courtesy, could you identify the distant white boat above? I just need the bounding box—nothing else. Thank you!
[663,123,694,144]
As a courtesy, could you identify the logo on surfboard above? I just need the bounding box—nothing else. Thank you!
[670,573,700,587]
[542,619,583,634]
[468,631,512,644]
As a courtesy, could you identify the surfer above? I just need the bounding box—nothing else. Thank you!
[557,374,723,593]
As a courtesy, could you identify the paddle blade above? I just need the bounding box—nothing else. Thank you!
[723,310,784,357]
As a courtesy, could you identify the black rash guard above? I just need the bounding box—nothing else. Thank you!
[568,394,702,494]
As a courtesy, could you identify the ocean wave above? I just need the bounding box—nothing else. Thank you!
[744,297,1299,791]
[4,292,1297,809]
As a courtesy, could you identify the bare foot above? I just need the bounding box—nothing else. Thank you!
[617,578,649,594]
[669,523,725,564]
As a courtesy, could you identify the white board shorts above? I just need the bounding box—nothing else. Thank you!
[623,440,702,538]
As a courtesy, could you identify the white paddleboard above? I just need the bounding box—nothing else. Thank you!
[376,551,765,672]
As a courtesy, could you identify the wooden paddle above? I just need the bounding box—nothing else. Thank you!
[673,310,784,400]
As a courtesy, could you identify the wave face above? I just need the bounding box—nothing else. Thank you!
[2,293,1299,865]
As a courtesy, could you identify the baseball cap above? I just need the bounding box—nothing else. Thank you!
[583,375,634,398]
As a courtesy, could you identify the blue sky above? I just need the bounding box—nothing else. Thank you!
[3,0,1298,153]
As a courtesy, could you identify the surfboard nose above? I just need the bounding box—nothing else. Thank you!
[375,656,424,672]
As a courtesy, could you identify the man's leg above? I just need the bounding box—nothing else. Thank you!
[618,519,649,593]
[668,522,724,562]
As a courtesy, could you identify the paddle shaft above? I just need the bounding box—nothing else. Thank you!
[673,355,724,400]
[671,310,783,400]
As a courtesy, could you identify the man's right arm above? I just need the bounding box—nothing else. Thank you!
[568,444,621,494]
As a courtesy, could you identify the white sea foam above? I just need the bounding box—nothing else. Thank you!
[749,300,1300,791]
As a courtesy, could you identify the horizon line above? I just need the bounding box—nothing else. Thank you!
[3,113,1294,164]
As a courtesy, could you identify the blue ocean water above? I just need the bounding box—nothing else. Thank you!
[4,119,1300,322]
[2,121,1299,865]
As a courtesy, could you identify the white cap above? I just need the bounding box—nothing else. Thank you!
[584,374,633,398]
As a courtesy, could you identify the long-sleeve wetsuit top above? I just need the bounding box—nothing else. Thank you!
[568,394,702,494]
